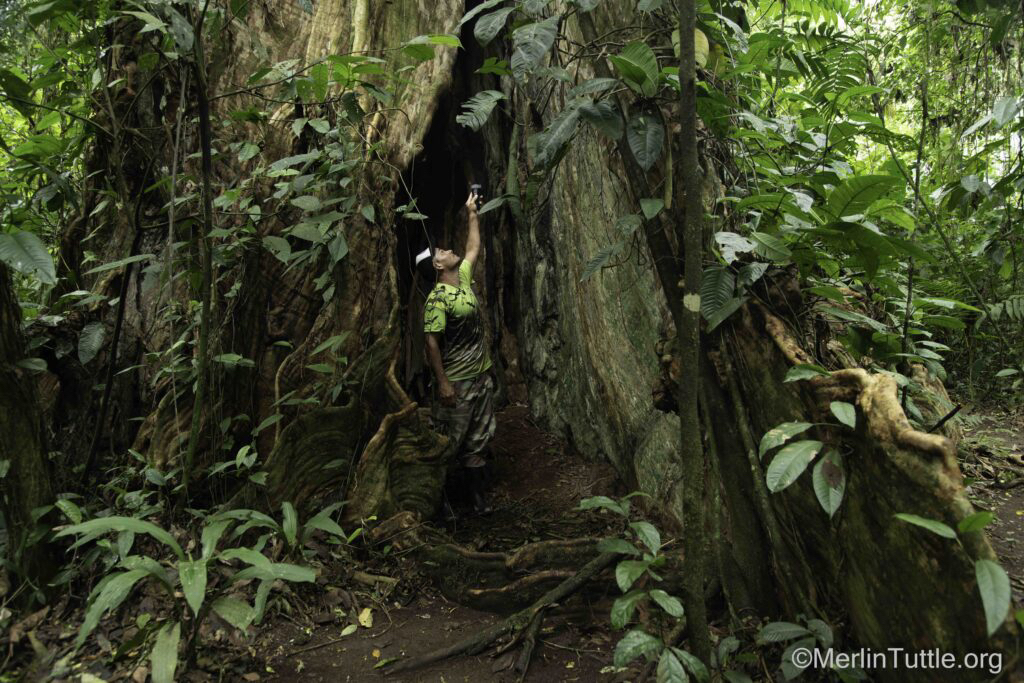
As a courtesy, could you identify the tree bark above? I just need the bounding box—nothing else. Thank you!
[0,263,54,598]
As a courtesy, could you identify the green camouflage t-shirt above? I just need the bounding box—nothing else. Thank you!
[423,259,492,382]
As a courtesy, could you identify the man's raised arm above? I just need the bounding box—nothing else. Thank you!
[464,191,481,266]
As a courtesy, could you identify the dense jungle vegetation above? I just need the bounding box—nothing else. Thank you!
[0,0,1023,681]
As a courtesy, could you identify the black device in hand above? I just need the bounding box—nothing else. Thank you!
[470,183,483,210]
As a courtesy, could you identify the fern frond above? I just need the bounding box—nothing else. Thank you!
[456,90,507,131]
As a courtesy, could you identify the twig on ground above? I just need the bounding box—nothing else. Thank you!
[383,552,616,675]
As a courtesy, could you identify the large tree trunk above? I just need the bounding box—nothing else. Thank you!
[0,263,54,598]
[39,1,1019,679]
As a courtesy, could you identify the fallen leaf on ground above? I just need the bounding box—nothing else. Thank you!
[358,607,373,628]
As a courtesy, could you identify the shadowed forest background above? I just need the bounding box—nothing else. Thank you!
[1,0,1023,680]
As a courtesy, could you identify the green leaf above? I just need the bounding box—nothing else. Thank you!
[84,253,153,275]
[825,175,900,219]
[649,589,684,618]
[673,647,710,682]
[510,16,559,80]
[784,364,830,382]
[579,99,623,139]
[179,559,208,617]
[78,569,148,646]
[238,142,260,161]
[309,118,330,134]
[992,96,1020,128]
[78,322,105,365]
[457,0,504,29]
[233,562,316,584]
[0,231,57,284]
[0,68,33,117]
[291,195,321,212]
[282,502,298,547]
[475,7,517,45]
[201,518,234,559]
[611,589,646,628]
[630,521,661,554]
[749,231,791,262]
[122,10,167,33]
[657,648,688,683]
[211,596,255,632]
[569,77,619,98]
[639,198,664,220]
[756,621,811,644]
[757,421,811,458]
[597,537,641,556]
[613,629,662,667]
[714,232,756,264]
[705,297,745,332]
[150,621,181,683]
[578,495,627,515]
[610,42,659,97]
[758,422,813,458]
[976,559,1011,636]
[533,106,581,167]
[456,90,507,131]
[893,513,957,539]
[958,511,994,534]
[580,241,624,281]
[55,517,183,561]
[765,440,822,493]
[812,449,845,518]
[626,112,664,171]
[829,401,856,428]
[699,265,735,319]
[329,233,349,264]
[55,498,83,524]
[615,559,650,592]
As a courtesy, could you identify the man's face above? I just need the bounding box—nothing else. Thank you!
[433,248,460,270]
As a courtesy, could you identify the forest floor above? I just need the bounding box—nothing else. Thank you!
[961,406,1024,610]
[258,405,627,683]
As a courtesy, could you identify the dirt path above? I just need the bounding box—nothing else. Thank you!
[960,407,1024,608]
[261,405,623,682]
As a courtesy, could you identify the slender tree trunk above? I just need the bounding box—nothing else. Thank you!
[675,0,711,666]
[0,263,54,599]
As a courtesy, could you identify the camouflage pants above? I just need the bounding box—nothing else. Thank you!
[431,372,496,468]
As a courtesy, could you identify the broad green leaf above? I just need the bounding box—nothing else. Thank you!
[123,10,167,33]
[78,322,105,365]
[992,96,1020,128]
[700,265,735,319]
[568,77,619,98]
[715,231,756,263]
[615,559,650,592]
[765,440,822,492]
[758,422,813,458]
[756,621,811,644]
[578,495,627,515]
[825,175,900,219]
[291,195,321,212]
[510,16,559,80]
[705,297,745,332]
[649,589,684,618]
[211,596,255,632]
[894,513,956,539]
[958,511,994,533]
[56,517,183,560]
[238,142,260,161]
[456,90,506,131]
[0,231,57,284]
[611,589,646,628]
[610,42,659,97]
[457,0,504,29]
[626,112,664,171]
[150,621,181,683]
[630,521,660,554]
[639,198,664,220]
[580,241,624,281]
[78,569,148,646]
[573,0,600,10]
[533,106,581,167]
[179,559,208,616]
[749,231,791,261]
[976,559,1011,636]
[613,629,663,667]
[201,518,234,559]
[55,498,82,524]
[829,401,856,428]
[475,7,516,45]
[783,364,830,382]
[812,449,845,518]
[673,647,710,683]
[579,99,623,139]
[657,648,688,683]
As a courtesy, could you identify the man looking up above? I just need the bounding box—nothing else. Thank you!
[420,190,495,514]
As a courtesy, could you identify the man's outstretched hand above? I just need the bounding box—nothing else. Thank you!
[465,191,479,215]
